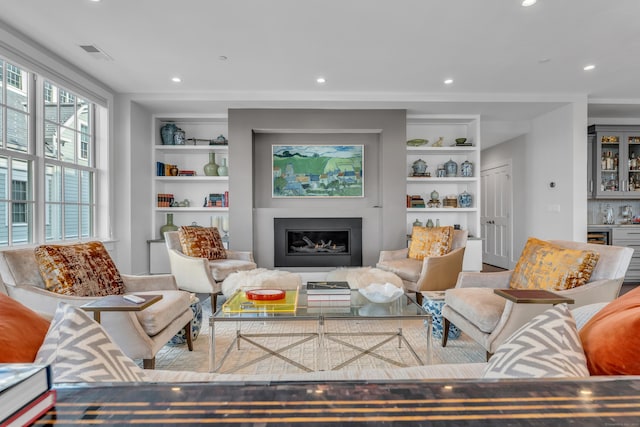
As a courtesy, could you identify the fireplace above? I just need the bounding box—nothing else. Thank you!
[274,217,362,268]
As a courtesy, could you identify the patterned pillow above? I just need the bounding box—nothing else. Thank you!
[178,226,227,260]
[579,286,640,375]
[408,226,454,260]
[483,304,589,378]
[35,302,147,383]
[35,241,125,297]
[509,237,599,291]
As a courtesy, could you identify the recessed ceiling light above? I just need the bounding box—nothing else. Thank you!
[538,58,551,64]
[218,56,228,61]
[316,77,326,84]
[522,0,537,6]
[444,79,454,85]
[583,64,596,71]
[171,77,182,83]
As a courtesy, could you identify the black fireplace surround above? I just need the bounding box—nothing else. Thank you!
[274,217,362,268]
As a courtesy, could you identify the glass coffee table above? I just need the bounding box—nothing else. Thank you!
[209,286,431,373]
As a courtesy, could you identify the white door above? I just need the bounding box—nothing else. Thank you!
[481,163,512,268]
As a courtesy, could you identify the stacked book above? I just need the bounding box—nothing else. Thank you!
[408,194,425,208]
[0,364,56,427]
[306,281,351,302]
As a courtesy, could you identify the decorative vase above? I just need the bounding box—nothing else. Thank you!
[159,213,179,239]
[411,159,427,176]
[217,158,228,176]
[430,189,439,201]
[160,123,177,145]
[460,160,473,177]
[413,218,423,228]
[458,191,472,208]
[169,165,179,176]
[203,152,219,176]
[426,219,434,228]
[444,158,458,177]
[173,128,186,145]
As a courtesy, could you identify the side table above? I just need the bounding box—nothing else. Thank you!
[422,291,460,340]
[494,289,575,305]
[169,294,202,345]
[81,294,162,324]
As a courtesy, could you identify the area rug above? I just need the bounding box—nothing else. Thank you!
[151,297,487,375]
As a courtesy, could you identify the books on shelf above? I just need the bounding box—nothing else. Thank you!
[0,364,55,426]
[306,281,351,295]
[157,193,174,207]
[207,192,229,208]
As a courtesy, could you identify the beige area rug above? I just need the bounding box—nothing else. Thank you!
[151,297,487,375]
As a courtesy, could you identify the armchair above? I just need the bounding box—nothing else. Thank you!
[441,239,633,359]
[376,229,468,305]
[164,230,257,312]
[0,244,194,369]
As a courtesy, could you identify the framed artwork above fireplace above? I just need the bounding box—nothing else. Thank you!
[272,144,364,198]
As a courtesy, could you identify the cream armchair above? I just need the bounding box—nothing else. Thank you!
[164,231,257,312]
[376,229,468,305]
[0,246,194,369]
[441,240,633,359]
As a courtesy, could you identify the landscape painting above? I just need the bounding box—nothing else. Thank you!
[272,145,364,198]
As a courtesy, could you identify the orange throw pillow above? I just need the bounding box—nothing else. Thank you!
[509,237,599,291]
[178,226,227,260]
[580,286,640,375]
[0,293,51,363]
[408,226,454,260]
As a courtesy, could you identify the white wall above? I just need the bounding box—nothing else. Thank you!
[482,102,588,262]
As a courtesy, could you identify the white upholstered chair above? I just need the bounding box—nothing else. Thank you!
[376,229,468,305]
[0,245,194,369]
[164,230,257,312]
[441,240,633,359]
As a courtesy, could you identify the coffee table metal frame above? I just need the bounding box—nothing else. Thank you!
[209,288,432,373]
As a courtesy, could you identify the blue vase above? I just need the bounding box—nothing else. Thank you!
[160,123,177,145]
[458,191,472,208]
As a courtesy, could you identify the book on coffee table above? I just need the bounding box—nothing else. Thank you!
[306,281,351,295]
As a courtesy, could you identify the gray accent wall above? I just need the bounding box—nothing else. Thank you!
[228,109,406,269]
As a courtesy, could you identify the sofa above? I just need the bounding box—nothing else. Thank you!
[3,277,637,385]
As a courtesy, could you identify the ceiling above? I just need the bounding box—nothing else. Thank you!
[2,0,640,144]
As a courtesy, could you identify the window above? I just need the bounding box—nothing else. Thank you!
[0,55,102,247]
[0,59,33,245]
[44,81,95,241]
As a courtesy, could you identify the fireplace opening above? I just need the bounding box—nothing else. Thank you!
[274,217,362,268]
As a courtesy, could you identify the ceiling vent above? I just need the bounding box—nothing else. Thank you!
[79,44,113,61]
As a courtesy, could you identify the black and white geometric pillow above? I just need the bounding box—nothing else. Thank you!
[483,303,589,378]
[35,302,147,383]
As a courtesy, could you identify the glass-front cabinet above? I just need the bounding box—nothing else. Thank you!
[589,125,640,199]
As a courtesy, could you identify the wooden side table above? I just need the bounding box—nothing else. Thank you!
[81,294,163,323]
[494,289,575,305]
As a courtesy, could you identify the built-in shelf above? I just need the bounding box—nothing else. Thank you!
[154,176,229,183]
[407,177,476,183]
[155,207,229,212]
[154,145,228,154]
[407,208,478,212]
[407,146,476,154]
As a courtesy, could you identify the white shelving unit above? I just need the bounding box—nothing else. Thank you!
[152,115,230,239]
[406,115,482,270]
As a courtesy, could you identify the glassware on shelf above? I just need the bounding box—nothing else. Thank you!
[219,216,229,243]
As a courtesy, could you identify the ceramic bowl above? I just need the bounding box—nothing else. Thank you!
[455,138,467,144]
[358,282,404,303]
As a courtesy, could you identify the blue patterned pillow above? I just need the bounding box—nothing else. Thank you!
[483,304,589,378]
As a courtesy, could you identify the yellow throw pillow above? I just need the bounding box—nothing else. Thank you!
[408,226,454,260]
[509,237,599,291]
[35,241,125,297]
[178,226,227,260]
